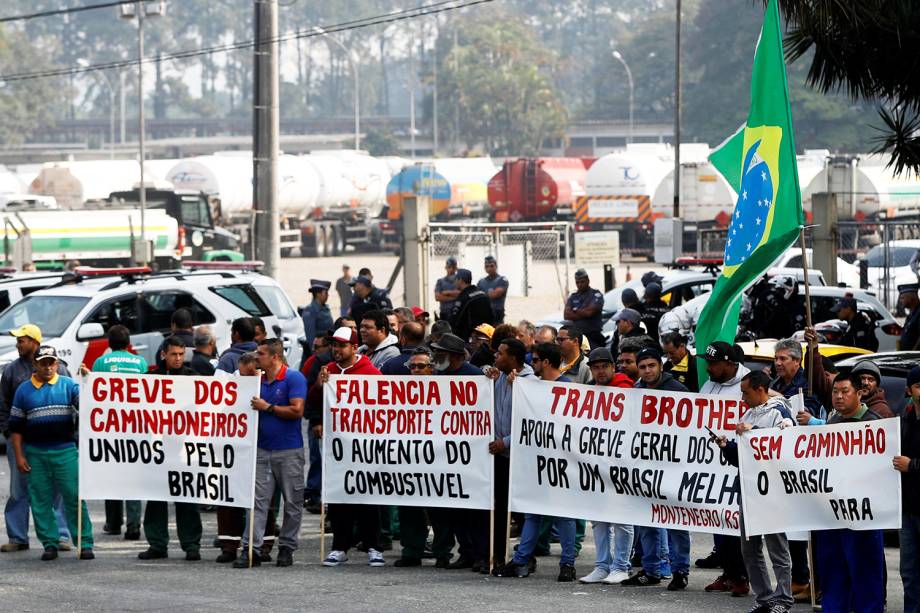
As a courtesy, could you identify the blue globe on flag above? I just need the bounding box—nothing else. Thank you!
[724,139,774,266]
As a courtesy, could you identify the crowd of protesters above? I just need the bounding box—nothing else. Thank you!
[0,256,918,613]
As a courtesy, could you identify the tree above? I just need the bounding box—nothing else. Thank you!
[0,26,63,145]
[439,14,567,155]
[778,1,920,174]
[363,126,400,156]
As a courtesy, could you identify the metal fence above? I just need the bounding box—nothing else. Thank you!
[428,221,573,306]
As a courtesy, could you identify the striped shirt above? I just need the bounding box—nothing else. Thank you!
[9,374,79,449]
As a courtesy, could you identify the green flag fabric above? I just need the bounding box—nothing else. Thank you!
[696,0,805,387]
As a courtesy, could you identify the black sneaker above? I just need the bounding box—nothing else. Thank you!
[259,551,272,563]
[185,550,201,561]
[232,554,262,568]
[469,558,486,573]
[394,557,422,567]
[621,570,662,586]
[695,550,721,569]
[276,547,293,567]
[138,548,167,560]
[124,528,141,541]
[102,524,121,536]
[497,561,530,578]
[448,556,474,570]
[212,537,221,548]
[667,571,689,591]
[79,549,95,560]
[527,557,537,573]
[216,551,237,563]
[558,564,576,582]
[435,557,451,569]
[40,546,58,561]
[489,559,505,576]
[304,499,322,515]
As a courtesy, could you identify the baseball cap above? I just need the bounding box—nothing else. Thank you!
[908,365,920,388]
[10,324,41,343]
[474,323,495,338]
[645,282,662,298]
[446,256,458,267]
[331,326,359,346]
[574,268,588,279]
[635,346,661,364]
[700,341,737,363]
[586,347,614,365]
[456,269,473,284]
[830,297,857,313]
[348,275,372,288]
[35,345,58,361]
[612,308,641,324]
[410,306,429,318]
[484,255,496,264]
[621,288,639,305]
[641,271,664,287]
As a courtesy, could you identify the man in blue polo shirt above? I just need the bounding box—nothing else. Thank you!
[235,338,306,569]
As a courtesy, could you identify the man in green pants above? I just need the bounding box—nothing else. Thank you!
[138,337,202,561]
[9,346,93,561]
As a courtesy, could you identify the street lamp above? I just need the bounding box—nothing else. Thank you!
[120,1,165,265]
[612,50,634,145]
[77,60,116,159]
[313,26,360,151]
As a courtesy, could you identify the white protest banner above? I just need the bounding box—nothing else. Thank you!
[79,372,260,508]
[510,377,743,535]
[322,375,493,509]
[738,418,901,536]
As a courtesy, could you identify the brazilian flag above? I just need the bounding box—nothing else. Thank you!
[696,0,805,387]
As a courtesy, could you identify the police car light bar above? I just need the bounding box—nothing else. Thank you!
[75,266,152,276]
[183,260,264,271]
[674,257,724,266]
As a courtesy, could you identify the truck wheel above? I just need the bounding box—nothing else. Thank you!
[323,226,335,256]
[331,226,344,255]
[314,227,327,258]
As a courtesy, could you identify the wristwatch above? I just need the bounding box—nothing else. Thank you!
[267,404,275,414]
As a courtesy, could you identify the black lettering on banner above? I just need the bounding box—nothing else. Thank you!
[332,437,343,461]
[518,419,556,449]
[578,461,604,493]
[561,424,571,451]
[182,442,236,468]
[445,440,472,465]
[343,470,470,499]
[757,471,769,495]
[166,470,235,503]
[536,455,570,488]
[829,497,874,521]
[686,436,714,464]
[88,438,166,465]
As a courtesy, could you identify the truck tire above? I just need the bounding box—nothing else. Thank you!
[331,226,345,255]
[314,227,327,258]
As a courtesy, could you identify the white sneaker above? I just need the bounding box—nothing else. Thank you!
[367,548,385,567]
[323,550,348,566]
[603,570,631,584]
[579,567,609,583]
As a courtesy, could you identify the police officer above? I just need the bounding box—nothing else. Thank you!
[302,279,334,350]
[640,282,669,340]
[830,296,878,351]
[348,276,393,323]
[477,256,509,324]
[435,257,460,321]
[900,283,920,350]
[449,269,493,342]
[564,269,605,349]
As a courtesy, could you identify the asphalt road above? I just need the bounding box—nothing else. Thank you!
[0,454,905,612]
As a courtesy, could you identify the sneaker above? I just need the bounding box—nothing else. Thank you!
[276,547,293,567]
[259,551,273,563]
[232,553,261,568]
[695,549,721,569]
[0,542,28,553]
[747,604,770,613]
[102,524,121,536]
[731,578,751,597]
[768,605,790,613]
[124,528,141,541]
[620,570,662,586]
[137,548,168,560]
[216,551,237,564]
[579,567,609,583]
[323,550,348,567]
[667,571,689,591]
[602,570,631,584]
[558,564,576,582]
[705,574,734,592]
[367,548,385,567]
[79,549,95,560]
[470,559,486,573]
[304,499,322,515]
[496,561,529,578]
[448,556,474,569]
[435,557,450,569]
[394,557,421,567]
[527,557,537,573]
[185,550,201,561]
[793,584,812,603]
[40,546,58,561]
[57,540,72,552]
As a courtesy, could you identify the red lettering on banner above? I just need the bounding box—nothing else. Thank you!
[91,376,176,405]
[749,434,783,461]
[90,407,104,431]
[549,386,568,414]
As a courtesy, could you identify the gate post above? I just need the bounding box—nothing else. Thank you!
[402,196,431,312]
[812,192,838,286]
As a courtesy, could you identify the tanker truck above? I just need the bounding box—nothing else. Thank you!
[487,157,588,222]
[166,151,397,257]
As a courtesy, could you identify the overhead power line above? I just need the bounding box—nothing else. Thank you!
[0,0,138,24]
[0,0,491,83]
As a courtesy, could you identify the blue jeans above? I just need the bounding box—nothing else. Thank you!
[514,514,576,566]
[903,514,920,613]
[592,522,634,573]
[5,449,70,544]
[667,529,691,574]
[304,429,321,500]
[636,527,666,577]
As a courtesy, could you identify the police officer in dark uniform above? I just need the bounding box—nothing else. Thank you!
[900,283,920,351]
[448,269,493,342]
[831,296,878,351]
[564,269,606,350]
[348,276,393,323]
[640,282,669,340]
[302,279,334,350]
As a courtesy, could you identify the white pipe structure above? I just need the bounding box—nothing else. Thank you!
[313,26,360,151]
[612,50,634,145]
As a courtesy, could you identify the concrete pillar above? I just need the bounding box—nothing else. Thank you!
[812,192,838,286]
[403,196,431,311]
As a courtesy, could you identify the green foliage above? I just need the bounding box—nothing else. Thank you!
[439,13,567,155]
[362,125,400,156]
[0,26,63,145]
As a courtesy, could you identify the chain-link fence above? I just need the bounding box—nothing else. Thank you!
[836,219,920,311]
[428,222,573,308]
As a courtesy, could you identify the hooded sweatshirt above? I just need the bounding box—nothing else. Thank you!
[721,396,794,467]
[699,364,751,397]
[359,334,400,370]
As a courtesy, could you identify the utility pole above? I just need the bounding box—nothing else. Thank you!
[253,0,280,278]
[673,0,681,218]
[137,1,149,264]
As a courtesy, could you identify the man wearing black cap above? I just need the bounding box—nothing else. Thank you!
[900,283,920,350]
[609,308,644,361]
[449,269,493,343]
[303,279,334,349]
[477,256,509,325]
[565,269,606,350]
[830,296,877,351]
[641,283,669,340]
[435,257,460,321]
[348,275,392,323]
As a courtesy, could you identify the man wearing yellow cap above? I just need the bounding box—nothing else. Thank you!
[0,324,72,553]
